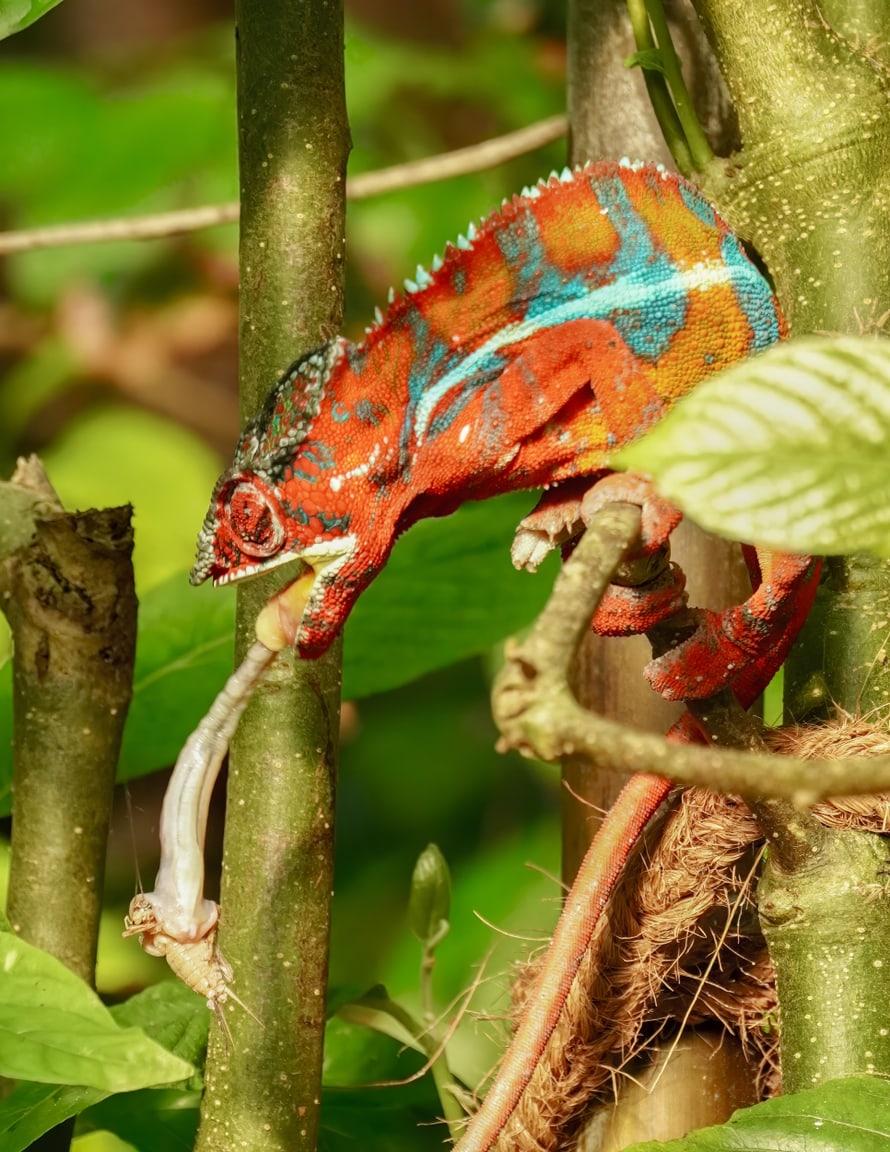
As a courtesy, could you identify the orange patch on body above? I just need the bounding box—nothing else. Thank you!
[533,178,621,276]
[421,231,519,344]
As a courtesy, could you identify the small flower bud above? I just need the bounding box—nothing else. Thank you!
[409,843,451,945]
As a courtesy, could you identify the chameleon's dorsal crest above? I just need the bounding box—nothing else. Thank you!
[235,339,345,474]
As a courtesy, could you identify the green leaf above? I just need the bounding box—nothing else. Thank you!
[110,983,210,1082]
[0,931,194,1090]
[621,1074,890,1151]
[336,986,426,1058]
[615,335,890,558]
[80,1089,201,1152]
[624,48,666,73]
[320,1084,441,1152]
[118,577,236,783]
[0,972,205,1152]
[344,492,553,697]
[0,1079,103,1152]
[320,1014,441,1149]
[0,0,65,39]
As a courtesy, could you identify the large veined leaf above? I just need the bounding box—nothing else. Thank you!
[616,335,890,557]
[622,1074,890,1151]
[0,984,206,1152]
[0,0,64,39]
[0,931,194,1091]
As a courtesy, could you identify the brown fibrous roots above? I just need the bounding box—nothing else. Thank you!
[491,714,890,1151]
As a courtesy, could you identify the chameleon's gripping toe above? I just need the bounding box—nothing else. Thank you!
[512,473,682,573]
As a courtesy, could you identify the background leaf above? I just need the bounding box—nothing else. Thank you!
[0,492,552,809]
[621,1075,890,1151]
[616,335,890,557]
[0,932,193,1090]
[345,492,554,698]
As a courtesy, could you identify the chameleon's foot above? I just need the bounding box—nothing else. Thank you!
[511,473,681,573]
[579,473,681,552]
[511,480,588,572]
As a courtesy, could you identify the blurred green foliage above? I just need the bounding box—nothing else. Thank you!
[0,5,567,1148]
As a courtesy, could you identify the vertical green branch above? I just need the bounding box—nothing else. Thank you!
[625,0,694,174]
[625,0,715,174]
[690,0,890,1099]
[194,3,350,1151]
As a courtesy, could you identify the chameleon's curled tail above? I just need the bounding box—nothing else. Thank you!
[453,772,673,1152]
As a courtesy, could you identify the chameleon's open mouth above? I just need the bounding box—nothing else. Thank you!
[211,549,304,588]
[254,570,318,651]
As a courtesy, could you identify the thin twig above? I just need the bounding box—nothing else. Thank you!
[492,508,890,803]
[0,115,567,256]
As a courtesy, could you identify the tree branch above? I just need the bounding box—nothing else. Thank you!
[493,507,890,803]
[2,457,136,984]
[0,116,566,256]
[192,3,350,1149]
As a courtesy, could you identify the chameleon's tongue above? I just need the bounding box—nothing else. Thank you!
[254,571,316,652]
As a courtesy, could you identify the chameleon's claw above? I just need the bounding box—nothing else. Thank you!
[511,483,587,572]
[511,527,565,572]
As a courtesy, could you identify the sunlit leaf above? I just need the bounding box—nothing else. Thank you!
[0,932,193,1090]
[622,1074,890,1151]
[616,335,890,557]
[0,981,205,1152]
[0,0,65,40]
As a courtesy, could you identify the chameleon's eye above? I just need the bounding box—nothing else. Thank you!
[228,482,286,558]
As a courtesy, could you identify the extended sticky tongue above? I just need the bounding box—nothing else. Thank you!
[254,571,316,651]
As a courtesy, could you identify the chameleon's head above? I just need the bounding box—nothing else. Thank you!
[190,467,310,587]
[190,340,361,654]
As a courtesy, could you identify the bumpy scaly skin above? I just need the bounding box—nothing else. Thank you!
[190,160,821,1146]
[191,158,812,704]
